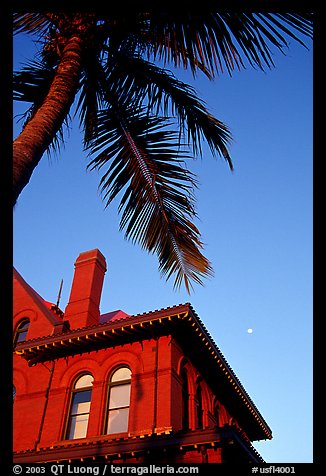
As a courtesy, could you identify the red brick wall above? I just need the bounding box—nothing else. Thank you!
[13,357,52,451]
[14,331,238,460]
[14,337,178,451]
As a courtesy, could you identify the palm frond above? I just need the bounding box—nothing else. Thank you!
[103,52,233,168]
[13,60,54,103]
[145,12,313,75]
[76,54,108,145]
[13,13,52,36]
[14,60,54,131]
[88,106,213,291]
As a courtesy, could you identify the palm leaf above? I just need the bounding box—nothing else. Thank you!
[13,13,52,36]
[88,106,213,291]
[103,52,233,167]
[145,12,313,76]
[13,60,55,103]
[77,56,105,145]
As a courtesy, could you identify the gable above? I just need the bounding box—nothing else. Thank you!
[13,268,65,340]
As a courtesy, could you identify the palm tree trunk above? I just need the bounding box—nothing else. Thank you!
[13,34,85,205]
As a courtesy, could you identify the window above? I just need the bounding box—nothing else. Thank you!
[66,374,93,440]
[106,367,131,434]
[196,385,203,429]
[181,368,189,430]
[14,319,30,346]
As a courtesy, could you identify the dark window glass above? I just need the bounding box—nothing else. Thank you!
[14,319,30,346]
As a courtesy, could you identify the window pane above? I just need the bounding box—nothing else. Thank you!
[71,400,91,415]
[16,330,28,343]
[19,320,30,331]
[68,414,89,439]
[111,367,131,382]
[71,394,91,415]
[75,375,93,389]
[109,384,130,409]
[107,408,129,434]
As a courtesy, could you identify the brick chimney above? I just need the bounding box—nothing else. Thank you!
[64,249,107,329]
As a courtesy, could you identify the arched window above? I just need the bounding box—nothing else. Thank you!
[106,367,131,434]
[14,319,30,346]
[196,384,203,429]
[66,374,93,440]
[181,367,189,430]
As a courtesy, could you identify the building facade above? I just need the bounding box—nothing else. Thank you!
[13,249,272,464]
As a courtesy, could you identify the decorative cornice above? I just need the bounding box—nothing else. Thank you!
[13,425,265,464]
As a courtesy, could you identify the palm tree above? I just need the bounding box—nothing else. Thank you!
[13,12,313,292]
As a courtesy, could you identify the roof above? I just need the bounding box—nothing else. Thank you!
[100,310,130,323]
[14,302,272,442]
[13,269,65,325]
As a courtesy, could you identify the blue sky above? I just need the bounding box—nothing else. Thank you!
[13,27,313,463]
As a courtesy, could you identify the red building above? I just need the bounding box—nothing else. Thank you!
[13,249,272,464]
